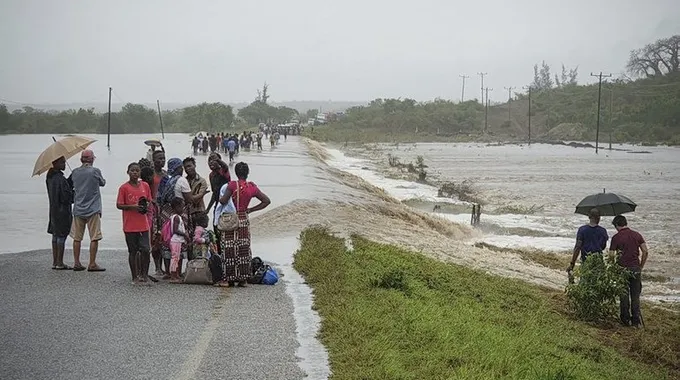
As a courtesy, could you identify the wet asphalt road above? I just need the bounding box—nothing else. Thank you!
[0,249,304,380]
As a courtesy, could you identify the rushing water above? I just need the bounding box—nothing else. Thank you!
[1,134,678,366]
[337,141,680,285]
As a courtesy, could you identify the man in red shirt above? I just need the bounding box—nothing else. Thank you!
[609,215,649,327]
[117,162,153,285]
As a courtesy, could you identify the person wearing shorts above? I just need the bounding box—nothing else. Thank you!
[117,162,152,285]
[69,149,106,271]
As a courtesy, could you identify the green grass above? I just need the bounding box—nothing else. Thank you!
[294,227,679,380]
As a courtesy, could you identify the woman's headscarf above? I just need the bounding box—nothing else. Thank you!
[158,157,183,204]
[167,158,183,176]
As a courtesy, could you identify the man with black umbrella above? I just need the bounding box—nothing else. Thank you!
[568,208,608,273]
[610,215,649,327]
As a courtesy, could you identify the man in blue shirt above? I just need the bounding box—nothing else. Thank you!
[568,208,608,272]
[226,138,237,162]
[69,150,107,272]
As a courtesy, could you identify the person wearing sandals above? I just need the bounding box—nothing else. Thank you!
[68,150,106,272]
[46,156,73,270]
[216,162,270,287]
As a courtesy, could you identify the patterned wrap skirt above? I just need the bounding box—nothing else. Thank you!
[220,211,251,282]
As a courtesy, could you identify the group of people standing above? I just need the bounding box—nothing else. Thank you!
[569,208,649,327]
[192,131,268,157]
[45,145,271,287]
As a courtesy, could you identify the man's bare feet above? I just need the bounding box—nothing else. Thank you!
[169,277,182,284]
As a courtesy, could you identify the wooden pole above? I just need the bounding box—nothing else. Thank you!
[157,100,165,139]
[107,87,112,149]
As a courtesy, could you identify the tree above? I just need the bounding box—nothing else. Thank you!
[556,64,579,87]
[532,61,554,90]
[256,82,270,104]
[627,35,680,77]
[119,103,159,133]
[306,109,319,120]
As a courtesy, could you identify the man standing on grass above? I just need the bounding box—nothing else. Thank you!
[610,215,649,327]
[568,208,608,272]
[69,150,106,272]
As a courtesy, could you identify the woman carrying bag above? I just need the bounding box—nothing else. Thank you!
[216,162,271,287]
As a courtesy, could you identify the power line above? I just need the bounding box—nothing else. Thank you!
[459,74,470,102]
[523,85,532,145]
[504,86,515,127]
[477,72,487,105]
[484,87,493,133]
[590,71,612,154]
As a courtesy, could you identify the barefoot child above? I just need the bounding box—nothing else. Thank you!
[116,162,152,285]
[169,197,190,283]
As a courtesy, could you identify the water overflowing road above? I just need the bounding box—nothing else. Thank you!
[1,133,678,380]
[0,134,335,380]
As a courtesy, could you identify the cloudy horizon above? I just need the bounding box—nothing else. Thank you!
[1,0,678,106]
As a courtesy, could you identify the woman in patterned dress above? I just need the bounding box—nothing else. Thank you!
[217,162,271,287]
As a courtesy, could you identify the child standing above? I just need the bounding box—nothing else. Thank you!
[192,213,211,259]
[169,197,190,283]
[116,162,152,285]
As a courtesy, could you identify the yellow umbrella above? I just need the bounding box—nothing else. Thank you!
[32,135,97,176]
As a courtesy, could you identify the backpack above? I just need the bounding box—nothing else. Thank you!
[161,217,174,247]
[248,257,266,284]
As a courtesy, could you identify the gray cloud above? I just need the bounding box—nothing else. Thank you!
[1,0,678,105]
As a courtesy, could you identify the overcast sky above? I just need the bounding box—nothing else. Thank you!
[1,0,678,105]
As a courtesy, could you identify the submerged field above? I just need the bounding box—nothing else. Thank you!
[293,227,679,380]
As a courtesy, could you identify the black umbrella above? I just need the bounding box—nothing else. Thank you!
[575,190,637,216]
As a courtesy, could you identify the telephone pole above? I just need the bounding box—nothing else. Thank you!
[156,100,165,139]
[477,72,487,105]
[590,71,612,154]
[459,74,469,102]
[504,86,515,126]
[484,87,493,133]
[608,86,614,151]
[107,87,112,149]
[523,85,532,145]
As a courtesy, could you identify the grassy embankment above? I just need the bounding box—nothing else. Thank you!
[304,74,680,145]
[294,227,680,379]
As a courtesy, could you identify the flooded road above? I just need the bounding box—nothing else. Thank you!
[1,134,677,331]
[0,133,351,253]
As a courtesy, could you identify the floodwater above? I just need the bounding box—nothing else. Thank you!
[336,141,680,294]
[0,133,334,379]
[1,133,679,366]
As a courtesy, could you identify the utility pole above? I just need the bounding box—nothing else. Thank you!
[608,86,614,151]
[484,87,493,133]
[504,86,515,127]
[107,87,112,149]
[459,74,469,102]
[477,72,487,105]
[156,100,165,139]
[523,85,532,145]
[590,71,612,154]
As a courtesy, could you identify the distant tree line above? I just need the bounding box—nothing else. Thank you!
[0,83,300,134]
[314,34,680,144]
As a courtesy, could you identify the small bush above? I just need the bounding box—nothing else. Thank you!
[565,253,630,323]
[370,268,410,295]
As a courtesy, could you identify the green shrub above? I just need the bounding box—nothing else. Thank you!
[565,253,630,323]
